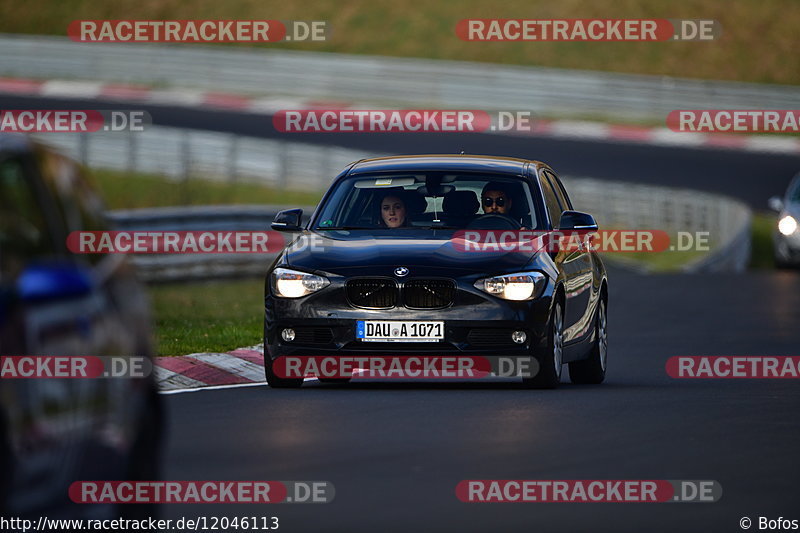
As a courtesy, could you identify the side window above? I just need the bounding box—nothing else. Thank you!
[0,156,54,278]
[37,150,108,234]
[545,170,573,211]
[538,171,564,228]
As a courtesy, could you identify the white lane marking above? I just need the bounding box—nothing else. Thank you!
[158,377,320,395]
[648,128,707,146]
[147,89,205,106]
[159,381,268,395]
[40,80,104,99]
[247,97,307,114]
[743,136,800,153]
[549,121,610,139]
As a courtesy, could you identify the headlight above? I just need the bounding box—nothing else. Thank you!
[272,268,329,298]
[474,272,545,301]
[779,215,798,236]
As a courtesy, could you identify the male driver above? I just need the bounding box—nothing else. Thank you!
[481,182,513,216]
[481,182,529,229]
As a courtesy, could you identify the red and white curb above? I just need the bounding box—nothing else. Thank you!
[155,345,267,394]
[0,77,346,113]
[2,76,799,154]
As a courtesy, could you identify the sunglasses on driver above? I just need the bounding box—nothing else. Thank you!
[483,196,507,207]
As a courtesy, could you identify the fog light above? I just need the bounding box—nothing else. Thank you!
[512,330,527,344]
[281,328,296,342]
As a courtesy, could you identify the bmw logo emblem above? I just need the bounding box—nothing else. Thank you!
[394,266,409,277]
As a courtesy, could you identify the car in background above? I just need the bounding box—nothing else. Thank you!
[0,134,161,519]
[768,172,800,268]
[264,155,608,389]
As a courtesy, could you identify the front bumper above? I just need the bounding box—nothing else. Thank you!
[264,278,554,360]
[775,230,800,265]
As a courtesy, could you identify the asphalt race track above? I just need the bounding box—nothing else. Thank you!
[2,94,800,208]
[6,94,800,532]
[160,271,800,532]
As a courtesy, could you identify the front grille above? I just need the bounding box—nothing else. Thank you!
[293,327,334,345]
[346,278,397,309]
[468,329,516,347]
[403,279,456,309]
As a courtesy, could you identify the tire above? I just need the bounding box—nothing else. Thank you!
[523,301,564,389]
[264,354,304,388]
[569,297,608,385]
[120,385,162,519]
[774,256,798,270]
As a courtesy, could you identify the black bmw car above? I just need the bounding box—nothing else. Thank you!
[264,155,608,389]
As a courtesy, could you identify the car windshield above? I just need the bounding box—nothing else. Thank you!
[790,177,800,203]
[313,173,542,230]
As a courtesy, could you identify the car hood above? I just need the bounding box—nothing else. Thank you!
[784,203,800,220]
[284,231,547,276]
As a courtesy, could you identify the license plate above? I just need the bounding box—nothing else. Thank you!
[356,321,444,342]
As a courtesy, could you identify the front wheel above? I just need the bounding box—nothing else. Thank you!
[523,302,563,389]
[569,298,607,384]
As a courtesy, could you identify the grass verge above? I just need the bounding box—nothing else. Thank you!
[91,169,323,209]
[602,248,708,273]
[151,279,264,356]
[750,212,776,269]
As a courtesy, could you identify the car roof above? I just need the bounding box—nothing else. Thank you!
[348,154,549,177]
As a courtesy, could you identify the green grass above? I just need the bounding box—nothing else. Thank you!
[602,214,777,271]
[151,279,265,356]
[2,0,798,85]
[91,169,323,209]
[602,248,709,272]
[750,212,776,269]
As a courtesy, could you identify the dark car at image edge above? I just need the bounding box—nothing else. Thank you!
[0,133,161,519]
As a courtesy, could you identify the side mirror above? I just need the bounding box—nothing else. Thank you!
[768,196,784,212]
[558,210,598,231]
[271,209,303,232]
[16,263,94,302]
